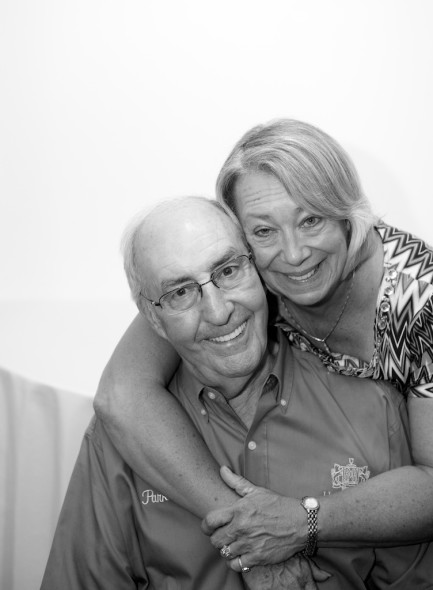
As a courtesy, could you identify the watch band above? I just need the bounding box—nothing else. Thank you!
[300,496,319,557]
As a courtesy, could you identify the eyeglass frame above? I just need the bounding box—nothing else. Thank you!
[141,253,254,313]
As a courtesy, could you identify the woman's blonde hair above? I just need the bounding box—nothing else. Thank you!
[216,118,379,277]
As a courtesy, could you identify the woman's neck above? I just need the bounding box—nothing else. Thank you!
[281,232,384,359]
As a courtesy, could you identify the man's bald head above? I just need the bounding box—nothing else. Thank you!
[122,197,247,326]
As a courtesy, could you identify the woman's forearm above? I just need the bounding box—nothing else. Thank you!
[204,398,433,563]
[318,464,433,547]
[94,313,238,517]
[203,462,433,569]
[319,396,433,545]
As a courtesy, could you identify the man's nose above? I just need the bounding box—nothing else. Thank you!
[200,283,234,324]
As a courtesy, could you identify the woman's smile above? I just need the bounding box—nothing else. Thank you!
[285,265,319,282]
[233,171,349,306]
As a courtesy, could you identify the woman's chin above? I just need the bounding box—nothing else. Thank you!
[271,280,325,307]
[264,267,338,308]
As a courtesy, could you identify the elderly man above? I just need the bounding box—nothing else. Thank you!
[41,197,432,589]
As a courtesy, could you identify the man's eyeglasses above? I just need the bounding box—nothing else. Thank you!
[142,253,254,315]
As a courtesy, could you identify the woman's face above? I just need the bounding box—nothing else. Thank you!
[232,171,350,307]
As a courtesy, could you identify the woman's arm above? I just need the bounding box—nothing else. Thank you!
[203,399,433,567]
[316,396,433,546]
[94,313,238,517]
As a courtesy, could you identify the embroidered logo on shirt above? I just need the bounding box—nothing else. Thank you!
[331,458,370,490]
[141,490,169,505]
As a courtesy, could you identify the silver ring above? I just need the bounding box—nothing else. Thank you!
[220,544,233,559]
[238,556,251,573]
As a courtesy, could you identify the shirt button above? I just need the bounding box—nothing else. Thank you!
[201,409,207,415]
[208,392,216,400]
[248,441,257,451]
[280,399,287,407]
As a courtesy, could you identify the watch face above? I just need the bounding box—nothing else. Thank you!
[303,497,319,510]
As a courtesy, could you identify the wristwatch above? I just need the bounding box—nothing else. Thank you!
[300,496,320,556]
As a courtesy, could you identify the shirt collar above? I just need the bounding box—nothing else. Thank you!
[173,329,293,412]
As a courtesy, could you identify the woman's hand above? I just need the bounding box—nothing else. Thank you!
[202,466,307,565]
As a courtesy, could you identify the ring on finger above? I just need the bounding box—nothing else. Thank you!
[238,556,251,573]
[220,545,233,559]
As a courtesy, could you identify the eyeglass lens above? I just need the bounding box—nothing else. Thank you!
[162,255,252,313]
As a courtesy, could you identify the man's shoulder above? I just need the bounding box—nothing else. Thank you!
[81,415,127,464]
[83,414,105,444]
[280,331,395,400]
[277,330,322,374]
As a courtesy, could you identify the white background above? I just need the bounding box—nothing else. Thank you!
[1,0,432,395]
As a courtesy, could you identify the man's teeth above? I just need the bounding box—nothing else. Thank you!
[210,321,247,343]
[288,267,317,281]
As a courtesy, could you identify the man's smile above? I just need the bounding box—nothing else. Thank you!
[207,320,248,344]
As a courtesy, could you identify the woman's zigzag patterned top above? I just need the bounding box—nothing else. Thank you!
[277,224,433,398]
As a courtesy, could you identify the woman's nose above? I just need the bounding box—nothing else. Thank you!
[280,230,310,266]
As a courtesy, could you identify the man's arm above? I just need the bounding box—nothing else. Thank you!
[41,418,145,590]
[243,557,330,590]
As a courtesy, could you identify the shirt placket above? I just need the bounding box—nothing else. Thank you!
[243,376,280,488]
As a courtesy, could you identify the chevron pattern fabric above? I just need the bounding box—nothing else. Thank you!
[277,224,433,398]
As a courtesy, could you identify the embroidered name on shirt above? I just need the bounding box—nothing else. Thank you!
[141,490,169,505]
[331,458,370,490]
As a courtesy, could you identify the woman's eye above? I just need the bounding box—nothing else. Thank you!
[254,227,273,237]
[302,216,320,228]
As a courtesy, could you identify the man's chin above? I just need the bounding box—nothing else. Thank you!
[211,348,264,378]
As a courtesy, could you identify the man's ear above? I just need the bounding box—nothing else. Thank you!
[150,314,168,340]
[138,298,168,340]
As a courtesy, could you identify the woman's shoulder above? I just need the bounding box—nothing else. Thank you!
[376,223,433,284]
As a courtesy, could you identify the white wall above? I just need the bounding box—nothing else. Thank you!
[1,0,432,395]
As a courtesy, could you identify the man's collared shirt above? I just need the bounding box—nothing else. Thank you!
[171,331,433,590]
[41,331,433,589]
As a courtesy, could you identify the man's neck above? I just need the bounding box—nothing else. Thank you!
[231,339,278,396]
[226,338,278,428]
[181,334,279,399]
